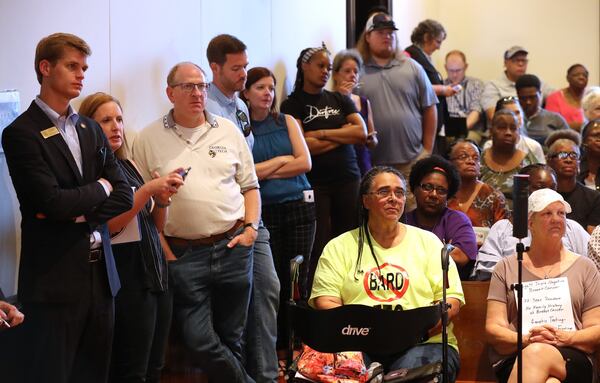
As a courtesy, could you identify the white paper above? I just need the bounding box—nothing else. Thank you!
[521,277,575,333]
[0,90,20,153]
[110,187,141,244]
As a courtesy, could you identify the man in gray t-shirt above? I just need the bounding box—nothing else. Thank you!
[516,74,568,145]
[356,12,438,174]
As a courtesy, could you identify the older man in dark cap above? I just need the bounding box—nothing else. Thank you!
[481,45,553,123]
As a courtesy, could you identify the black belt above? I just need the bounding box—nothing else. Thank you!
[89,249,103,263]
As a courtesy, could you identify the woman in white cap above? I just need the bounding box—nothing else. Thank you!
[485,188,600,383]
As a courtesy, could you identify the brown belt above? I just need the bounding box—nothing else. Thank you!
[165,220,244,247]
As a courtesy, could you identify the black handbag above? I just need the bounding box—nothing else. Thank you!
[382,361,442,383]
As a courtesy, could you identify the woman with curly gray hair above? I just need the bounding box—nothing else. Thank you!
[405,20,458,153]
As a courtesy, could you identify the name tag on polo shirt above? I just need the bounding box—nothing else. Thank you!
[40,126,60,139]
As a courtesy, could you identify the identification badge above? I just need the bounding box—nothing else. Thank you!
[303,190,314,203]
[40,126,60,139]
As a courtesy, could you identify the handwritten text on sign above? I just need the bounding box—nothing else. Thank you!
[521,277,575,333]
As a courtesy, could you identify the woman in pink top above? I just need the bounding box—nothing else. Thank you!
[546,64,588,132]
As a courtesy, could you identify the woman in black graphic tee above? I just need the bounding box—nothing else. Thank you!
[280,44,367,292]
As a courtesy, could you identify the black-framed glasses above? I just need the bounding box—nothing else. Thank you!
[236,109,252,137]
[172,82,210,93]
[549,151,579,161]
[368,188,405,199]
[419,183,448,196]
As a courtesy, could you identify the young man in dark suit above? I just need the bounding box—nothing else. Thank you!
[0,33,133,383]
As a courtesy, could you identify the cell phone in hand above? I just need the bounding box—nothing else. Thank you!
[0,317,10,329]
[178,167,191,180]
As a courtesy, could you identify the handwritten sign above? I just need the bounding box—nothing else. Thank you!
[521,277,575,333]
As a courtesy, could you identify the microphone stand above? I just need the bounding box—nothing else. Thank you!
[511,174,529,383]
[287,255,304,381]
[514,242,525,383]
[440,243,454,383]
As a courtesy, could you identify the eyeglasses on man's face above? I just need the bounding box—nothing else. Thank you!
[368,187,405,200]
[549,151,579,161]
[236,109,252,137]
[172,82,210,93]
[419,183,448,196]
[510,57,529,65]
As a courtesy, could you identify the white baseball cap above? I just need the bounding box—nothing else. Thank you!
[528,188,572,214]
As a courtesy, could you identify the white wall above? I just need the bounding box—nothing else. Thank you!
[0,0,347,295]
[0,0,597,295]
[393,0,599,89]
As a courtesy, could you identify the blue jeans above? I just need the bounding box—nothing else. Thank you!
[169,233,254,383]
[245,224,280,383]
[367,343,460,383]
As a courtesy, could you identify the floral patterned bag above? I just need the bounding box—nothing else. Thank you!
[296,344,368,382]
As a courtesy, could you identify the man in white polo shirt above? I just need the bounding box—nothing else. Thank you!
[133,61,259,383]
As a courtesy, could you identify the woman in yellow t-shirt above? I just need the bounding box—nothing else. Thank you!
[310,166,465,381]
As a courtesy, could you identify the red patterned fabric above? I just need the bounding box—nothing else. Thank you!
[297,345,367,382]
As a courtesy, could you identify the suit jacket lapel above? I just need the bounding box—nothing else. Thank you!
[75,117,98,182]
[28,101,84,184]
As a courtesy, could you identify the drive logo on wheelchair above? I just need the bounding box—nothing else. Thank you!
[341,325,371,336]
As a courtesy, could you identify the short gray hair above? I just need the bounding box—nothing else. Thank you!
[333,49,363,73]
[546,129,581,156]
[583,87,600,120]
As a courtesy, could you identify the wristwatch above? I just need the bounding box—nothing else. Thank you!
[244,222,259,231]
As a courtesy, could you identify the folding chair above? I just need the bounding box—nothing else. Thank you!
[285,256,444,382]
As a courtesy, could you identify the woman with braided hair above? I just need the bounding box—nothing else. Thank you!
[281,43,367,291]
[310,166,464,381]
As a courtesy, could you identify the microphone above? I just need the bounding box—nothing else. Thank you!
[512,175,530,239]
[441,243,455,271]
[291,255,304,266]
[289,255,305,302]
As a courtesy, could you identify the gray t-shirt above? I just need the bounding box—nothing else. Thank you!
[525,108,569,141]
[480,72,554,112]
[357,56,437,165]
[487,254,600,366]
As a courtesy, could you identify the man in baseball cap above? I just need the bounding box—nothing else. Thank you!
[481,45,530,122]
[504,45,528,61]
[481,45,554,124]
[355,12,438,211]
[364,12,398,33]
